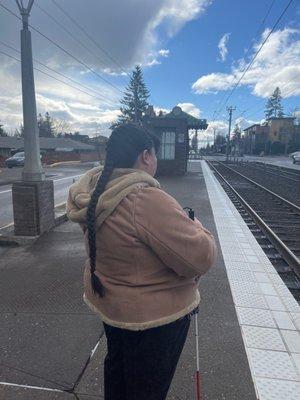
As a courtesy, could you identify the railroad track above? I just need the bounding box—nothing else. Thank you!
[206,159,300,301]
[224,158,300,206]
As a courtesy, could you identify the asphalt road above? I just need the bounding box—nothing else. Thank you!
[0,167,87,229]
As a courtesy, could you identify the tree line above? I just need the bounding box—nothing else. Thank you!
[1,68,298,142]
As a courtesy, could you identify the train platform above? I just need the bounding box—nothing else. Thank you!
[0,160,299,399]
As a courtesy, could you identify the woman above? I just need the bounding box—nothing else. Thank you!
[67,123,216,400]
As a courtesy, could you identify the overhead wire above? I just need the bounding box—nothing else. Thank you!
[211,0,295,123]
[215,0,295,116]
[0,49,119,105]
[0,39,118,107]
[49,0,159,106]
[51,0,127,76]
[34,1,109,71]
[0,2,123,95]
[234,74,300,122]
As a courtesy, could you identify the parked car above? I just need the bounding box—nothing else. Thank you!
[289,151,300,164]
[5,152,25,168]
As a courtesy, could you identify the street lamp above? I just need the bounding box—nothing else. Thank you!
[12,0,54,236]
[16,0,44,181]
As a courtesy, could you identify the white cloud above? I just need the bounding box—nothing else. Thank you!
[0,0,210,72]
[218,33,230,62]
[154,106,170,115]
[177,103,201,118]
[197,116,259,146]
[153,0,212,37]
[0,58,120,136]
[145,58,161,67]
[192,28,300,98]
[192,72,236,94]
[0,0,212,132]
[158,49,170,57]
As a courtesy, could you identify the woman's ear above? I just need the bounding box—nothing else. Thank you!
[142,149,151,165]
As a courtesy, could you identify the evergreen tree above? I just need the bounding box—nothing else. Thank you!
[265,87,284,119]
[38,112,55,137]
[112,65,150,128]
[0,122,8,137]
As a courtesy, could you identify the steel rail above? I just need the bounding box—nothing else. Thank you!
[214,160,300,214]
[244,163,300,184]
[206,159,300,277]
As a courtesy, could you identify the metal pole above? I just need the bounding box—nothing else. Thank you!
[183,207,201,400]
[213,128,216,153]
[17,0,44,181]
[226,106,236,163]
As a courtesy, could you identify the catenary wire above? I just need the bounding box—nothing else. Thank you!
[0,2,123,95]
[0,40,118,107]
[0,49,120,105]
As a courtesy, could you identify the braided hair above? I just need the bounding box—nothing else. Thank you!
[86,123,160,298]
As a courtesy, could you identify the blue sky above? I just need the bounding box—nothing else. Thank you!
[0,0,299,141]
[144,0,300,127]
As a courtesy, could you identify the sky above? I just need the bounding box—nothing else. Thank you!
[0,0,299,144]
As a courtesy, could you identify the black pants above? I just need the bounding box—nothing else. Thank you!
[103,315,191,400]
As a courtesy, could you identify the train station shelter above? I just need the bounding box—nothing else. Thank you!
[144,106,208,176]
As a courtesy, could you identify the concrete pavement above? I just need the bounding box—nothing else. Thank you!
[239,155,300,170]
[0,161,256,400]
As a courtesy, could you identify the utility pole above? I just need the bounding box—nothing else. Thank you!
[226,106,236,162]
[213,127,217,153]
[16,0,44,181]
[12,0,55,236]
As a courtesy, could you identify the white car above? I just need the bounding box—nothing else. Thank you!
[289,151,300,164]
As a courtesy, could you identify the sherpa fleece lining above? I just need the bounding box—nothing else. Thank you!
[83,290,200,331]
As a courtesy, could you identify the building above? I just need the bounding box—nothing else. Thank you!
[243,117,300,155]
[0,136,99,166]
[144,106,208,175]
[88,135,108,161]
[243,124,269,155]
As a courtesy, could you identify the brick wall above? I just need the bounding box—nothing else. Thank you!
[0,155,6,167]
[80,151,101,162]
[12,180,55,236]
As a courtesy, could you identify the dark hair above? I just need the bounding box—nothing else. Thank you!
[87,123,160,298]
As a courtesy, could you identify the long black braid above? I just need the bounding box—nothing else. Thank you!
[86,123,160,298]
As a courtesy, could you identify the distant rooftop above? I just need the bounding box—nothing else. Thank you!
[0,136,96,151]
[162,106,208,130]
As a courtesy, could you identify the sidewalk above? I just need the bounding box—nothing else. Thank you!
[0,162,256,400]
[0,163,94,186]
[242,155,300,171]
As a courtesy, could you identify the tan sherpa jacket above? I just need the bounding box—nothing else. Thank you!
[67,166,216,331]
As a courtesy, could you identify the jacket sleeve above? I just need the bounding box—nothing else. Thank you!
[133,187,216,278]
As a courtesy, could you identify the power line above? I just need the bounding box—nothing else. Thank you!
[235,77,300,121]
[0,49,119,105]
[216,0,295,114]
[0,39,118,107]
[42,1,158,108]
[51,0,127,76]
[0,1,123,95]
[35,1,108,70]
[211,0,294,122]
[253,0,276,40]
[210,0,277,121]
[241,87,300,121]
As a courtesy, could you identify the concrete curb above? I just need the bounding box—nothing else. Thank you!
[0,204,68,246]
[49,161,82,167]
[0,181,15,187]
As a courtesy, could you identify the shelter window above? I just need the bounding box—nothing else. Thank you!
[158,131,176,160]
